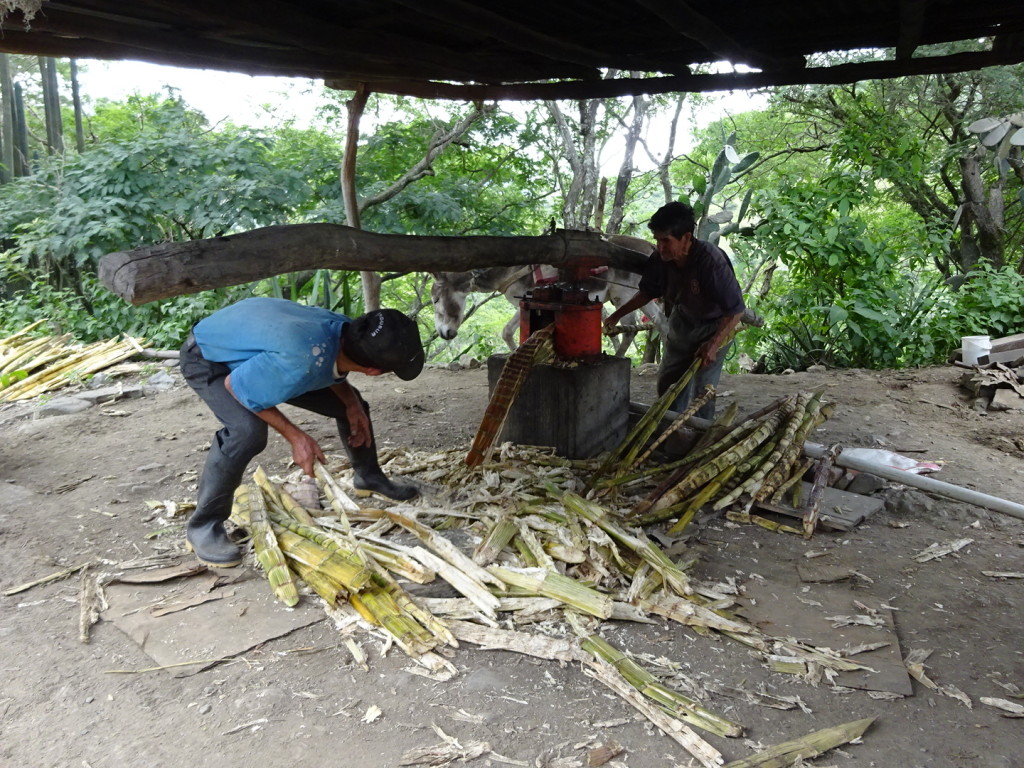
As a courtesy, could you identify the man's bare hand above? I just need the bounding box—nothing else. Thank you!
[696,340,719,368]
[345,403,372,448]
[290,431,327,477]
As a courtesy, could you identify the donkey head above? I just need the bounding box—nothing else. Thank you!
[430,272,472,340]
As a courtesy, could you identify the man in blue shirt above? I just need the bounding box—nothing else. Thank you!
[179,297,425,567]
[604,202,745,419]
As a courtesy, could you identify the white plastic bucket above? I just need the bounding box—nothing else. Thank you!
[962,335,992,365]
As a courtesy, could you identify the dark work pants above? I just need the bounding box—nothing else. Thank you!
[656,312,731,421]
[179,334,365,526]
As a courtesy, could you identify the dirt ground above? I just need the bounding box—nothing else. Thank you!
[1,357,1023,768]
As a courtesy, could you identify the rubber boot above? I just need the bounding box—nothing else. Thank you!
[186,446,245,567]
[337,404,419,501]
[347,442,420,501]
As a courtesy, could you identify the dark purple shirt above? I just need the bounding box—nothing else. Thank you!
[637,239,745,323]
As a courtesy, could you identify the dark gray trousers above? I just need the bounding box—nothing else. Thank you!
[656,312,731,420]
[179,334,363,526]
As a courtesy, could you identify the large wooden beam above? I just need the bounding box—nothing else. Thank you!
[98,225,651,306]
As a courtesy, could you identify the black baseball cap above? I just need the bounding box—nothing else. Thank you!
[345,309,425,380]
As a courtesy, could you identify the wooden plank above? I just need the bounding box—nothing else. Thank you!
[989,332,1024,354]
[977,349,1024,365]
[755,483,883,531]
[738,584,913,696]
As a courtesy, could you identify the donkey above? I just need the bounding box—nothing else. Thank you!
[430,235,666,354]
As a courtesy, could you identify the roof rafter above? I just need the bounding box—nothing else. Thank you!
[327,45,1023,101]
[387,0,688,76]
[635,0,803,71]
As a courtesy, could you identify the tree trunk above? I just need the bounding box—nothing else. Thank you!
[606,87,648,234]
[0,53,14,184]
[959,152,1005,270]
[98,225,653,306]
[69,59,85,153]
[38,56,64,155]
[340,83,381,312]
[13,82,29,175]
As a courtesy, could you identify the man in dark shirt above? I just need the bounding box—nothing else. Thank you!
[179,298,425,568]
[605,202,745,419]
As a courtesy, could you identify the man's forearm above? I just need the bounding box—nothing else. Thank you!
[224,373,303,443]
[330,380,361,409]
[607,291,652,325]
[255,405,304,442]
[709,312,743,348]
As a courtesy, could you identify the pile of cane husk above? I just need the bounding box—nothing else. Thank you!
[0,320,145,402]
[229,369,874,766]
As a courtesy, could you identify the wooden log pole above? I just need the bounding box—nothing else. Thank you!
[97,226,651,305]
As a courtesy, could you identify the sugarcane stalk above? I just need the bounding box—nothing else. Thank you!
[578,633,743,738]
[488,565,613,619]
[636,408,790,517]
[247,481,300,607]
[274,528,374,590]
[687,399,739,455]
[583,657,724,768]
[384,509,505,590]
[314,461,360,515]
[564,493,691,596]
[725,511,802,535]
[1,333,66,376]
[594,452,697,490]
[588,357,701,490]
[277,486,320,527]
[712,395,812,511]
[769,456,814,504]
[355,587,437,656]
[638,405,790,514]
[682,397,793,469]
[287,558,348,606]
[466,325,554,467]
[722,717,875,768]
[472,515,519,565]
[515,519,556,570]
[351,534,436,583]
[1,336,144,402]
[711,433,782,503]
[404,545,502,619]
[267,511,374,590]
[623,385,715,474]
[754,393,824,500]
[665,464,738,534]
[368,565,457,648]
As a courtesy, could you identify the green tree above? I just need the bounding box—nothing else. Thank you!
[773,54,1024,276]
[0,94,336,344]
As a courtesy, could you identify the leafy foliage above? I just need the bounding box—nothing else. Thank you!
[738,176,947,371]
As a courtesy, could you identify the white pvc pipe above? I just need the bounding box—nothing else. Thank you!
[803,441,1024,522]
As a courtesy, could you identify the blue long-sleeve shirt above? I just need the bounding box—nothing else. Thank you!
[193,297,350,412]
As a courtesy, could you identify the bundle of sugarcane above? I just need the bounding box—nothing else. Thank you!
[620,391,830,534]
[230,465,454,657]
[588,326,749,494]
[465,325,554,467]
[0,326,145,402]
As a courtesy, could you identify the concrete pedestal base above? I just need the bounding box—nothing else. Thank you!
[486,354,630,459]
